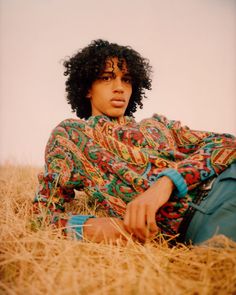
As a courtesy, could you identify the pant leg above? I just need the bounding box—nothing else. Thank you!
[184,162,236,245]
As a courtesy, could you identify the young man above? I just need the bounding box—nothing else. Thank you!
[33,39,236,245]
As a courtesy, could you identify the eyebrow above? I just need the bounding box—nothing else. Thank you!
[122,73,131,77]
[101,71,131,77]
[101,71,113,74]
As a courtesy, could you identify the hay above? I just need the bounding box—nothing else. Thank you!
[0,165,236,295]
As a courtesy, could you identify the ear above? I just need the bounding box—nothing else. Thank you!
[86,90,91,99]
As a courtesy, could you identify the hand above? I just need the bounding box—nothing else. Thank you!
[123,176,174,242]
[83,217,131,244]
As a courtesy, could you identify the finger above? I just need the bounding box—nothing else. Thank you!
[124,203,146,241]
[123,203,133,235]
[133,204,147,241]
[146,209,159,235]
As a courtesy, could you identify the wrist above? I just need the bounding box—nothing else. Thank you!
[83,218,97,240]
[157,175,175,190]
[157,168,188,198]
[66,215,95,240]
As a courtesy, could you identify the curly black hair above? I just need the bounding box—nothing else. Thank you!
[63,39,152,119]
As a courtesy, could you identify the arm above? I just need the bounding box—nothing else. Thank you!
[33,168,95,235]
[124,115,236,241]
[33,120,95,238]
[153,114,236,190]
[33,120,131,242]
[34,170,131,242]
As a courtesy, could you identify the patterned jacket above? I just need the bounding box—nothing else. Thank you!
[33,114,236,236]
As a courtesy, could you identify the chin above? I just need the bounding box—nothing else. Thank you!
[106,110,125,118]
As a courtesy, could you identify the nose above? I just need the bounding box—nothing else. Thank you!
[113,77,124,93]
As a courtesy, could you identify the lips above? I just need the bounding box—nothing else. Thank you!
[110,98,126,107]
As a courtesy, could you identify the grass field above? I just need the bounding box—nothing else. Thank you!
[0,165,236,295]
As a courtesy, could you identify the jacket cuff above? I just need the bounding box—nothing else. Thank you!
[157,168,188,198]
[67,215,95,240]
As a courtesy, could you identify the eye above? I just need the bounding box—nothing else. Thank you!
[123,77,132,84]
[99,75,112,82]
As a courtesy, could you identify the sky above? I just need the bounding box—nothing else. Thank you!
[0,0,235,166]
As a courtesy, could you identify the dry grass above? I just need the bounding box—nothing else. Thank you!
[0,165,236,295]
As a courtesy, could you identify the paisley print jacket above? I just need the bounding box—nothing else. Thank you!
[33,114,236,236]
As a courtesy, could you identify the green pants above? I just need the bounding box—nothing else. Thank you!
[184,162,236,245]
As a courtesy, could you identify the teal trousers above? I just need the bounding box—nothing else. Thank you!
[184,162,236,245]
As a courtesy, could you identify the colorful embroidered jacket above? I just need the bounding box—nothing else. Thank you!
[33,114,236,236]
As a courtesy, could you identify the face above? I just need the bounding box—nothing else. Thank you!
[87,57,132,118]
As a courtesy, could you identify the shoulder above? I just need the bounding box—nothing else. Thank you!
[47,118,89,139]
[140,113,182,129]
[54,118,88,130]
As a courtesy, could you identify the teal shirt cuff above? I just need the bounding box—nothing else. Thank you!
[157,168,188,198]
[67,215,95,240]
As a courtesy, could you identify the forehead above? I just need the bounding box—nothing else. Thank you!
[103,57,128,72]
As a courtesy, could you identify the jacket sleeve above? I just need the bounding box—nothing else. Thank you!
[153,114,236,193]
[33,168,76,228]
[33,119,95,238]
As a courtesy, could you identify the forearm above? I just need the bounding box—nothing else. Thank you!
[33,168,76,230]
[147,176,174,200]
[153,113,236,190]
[176,142,236,190]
